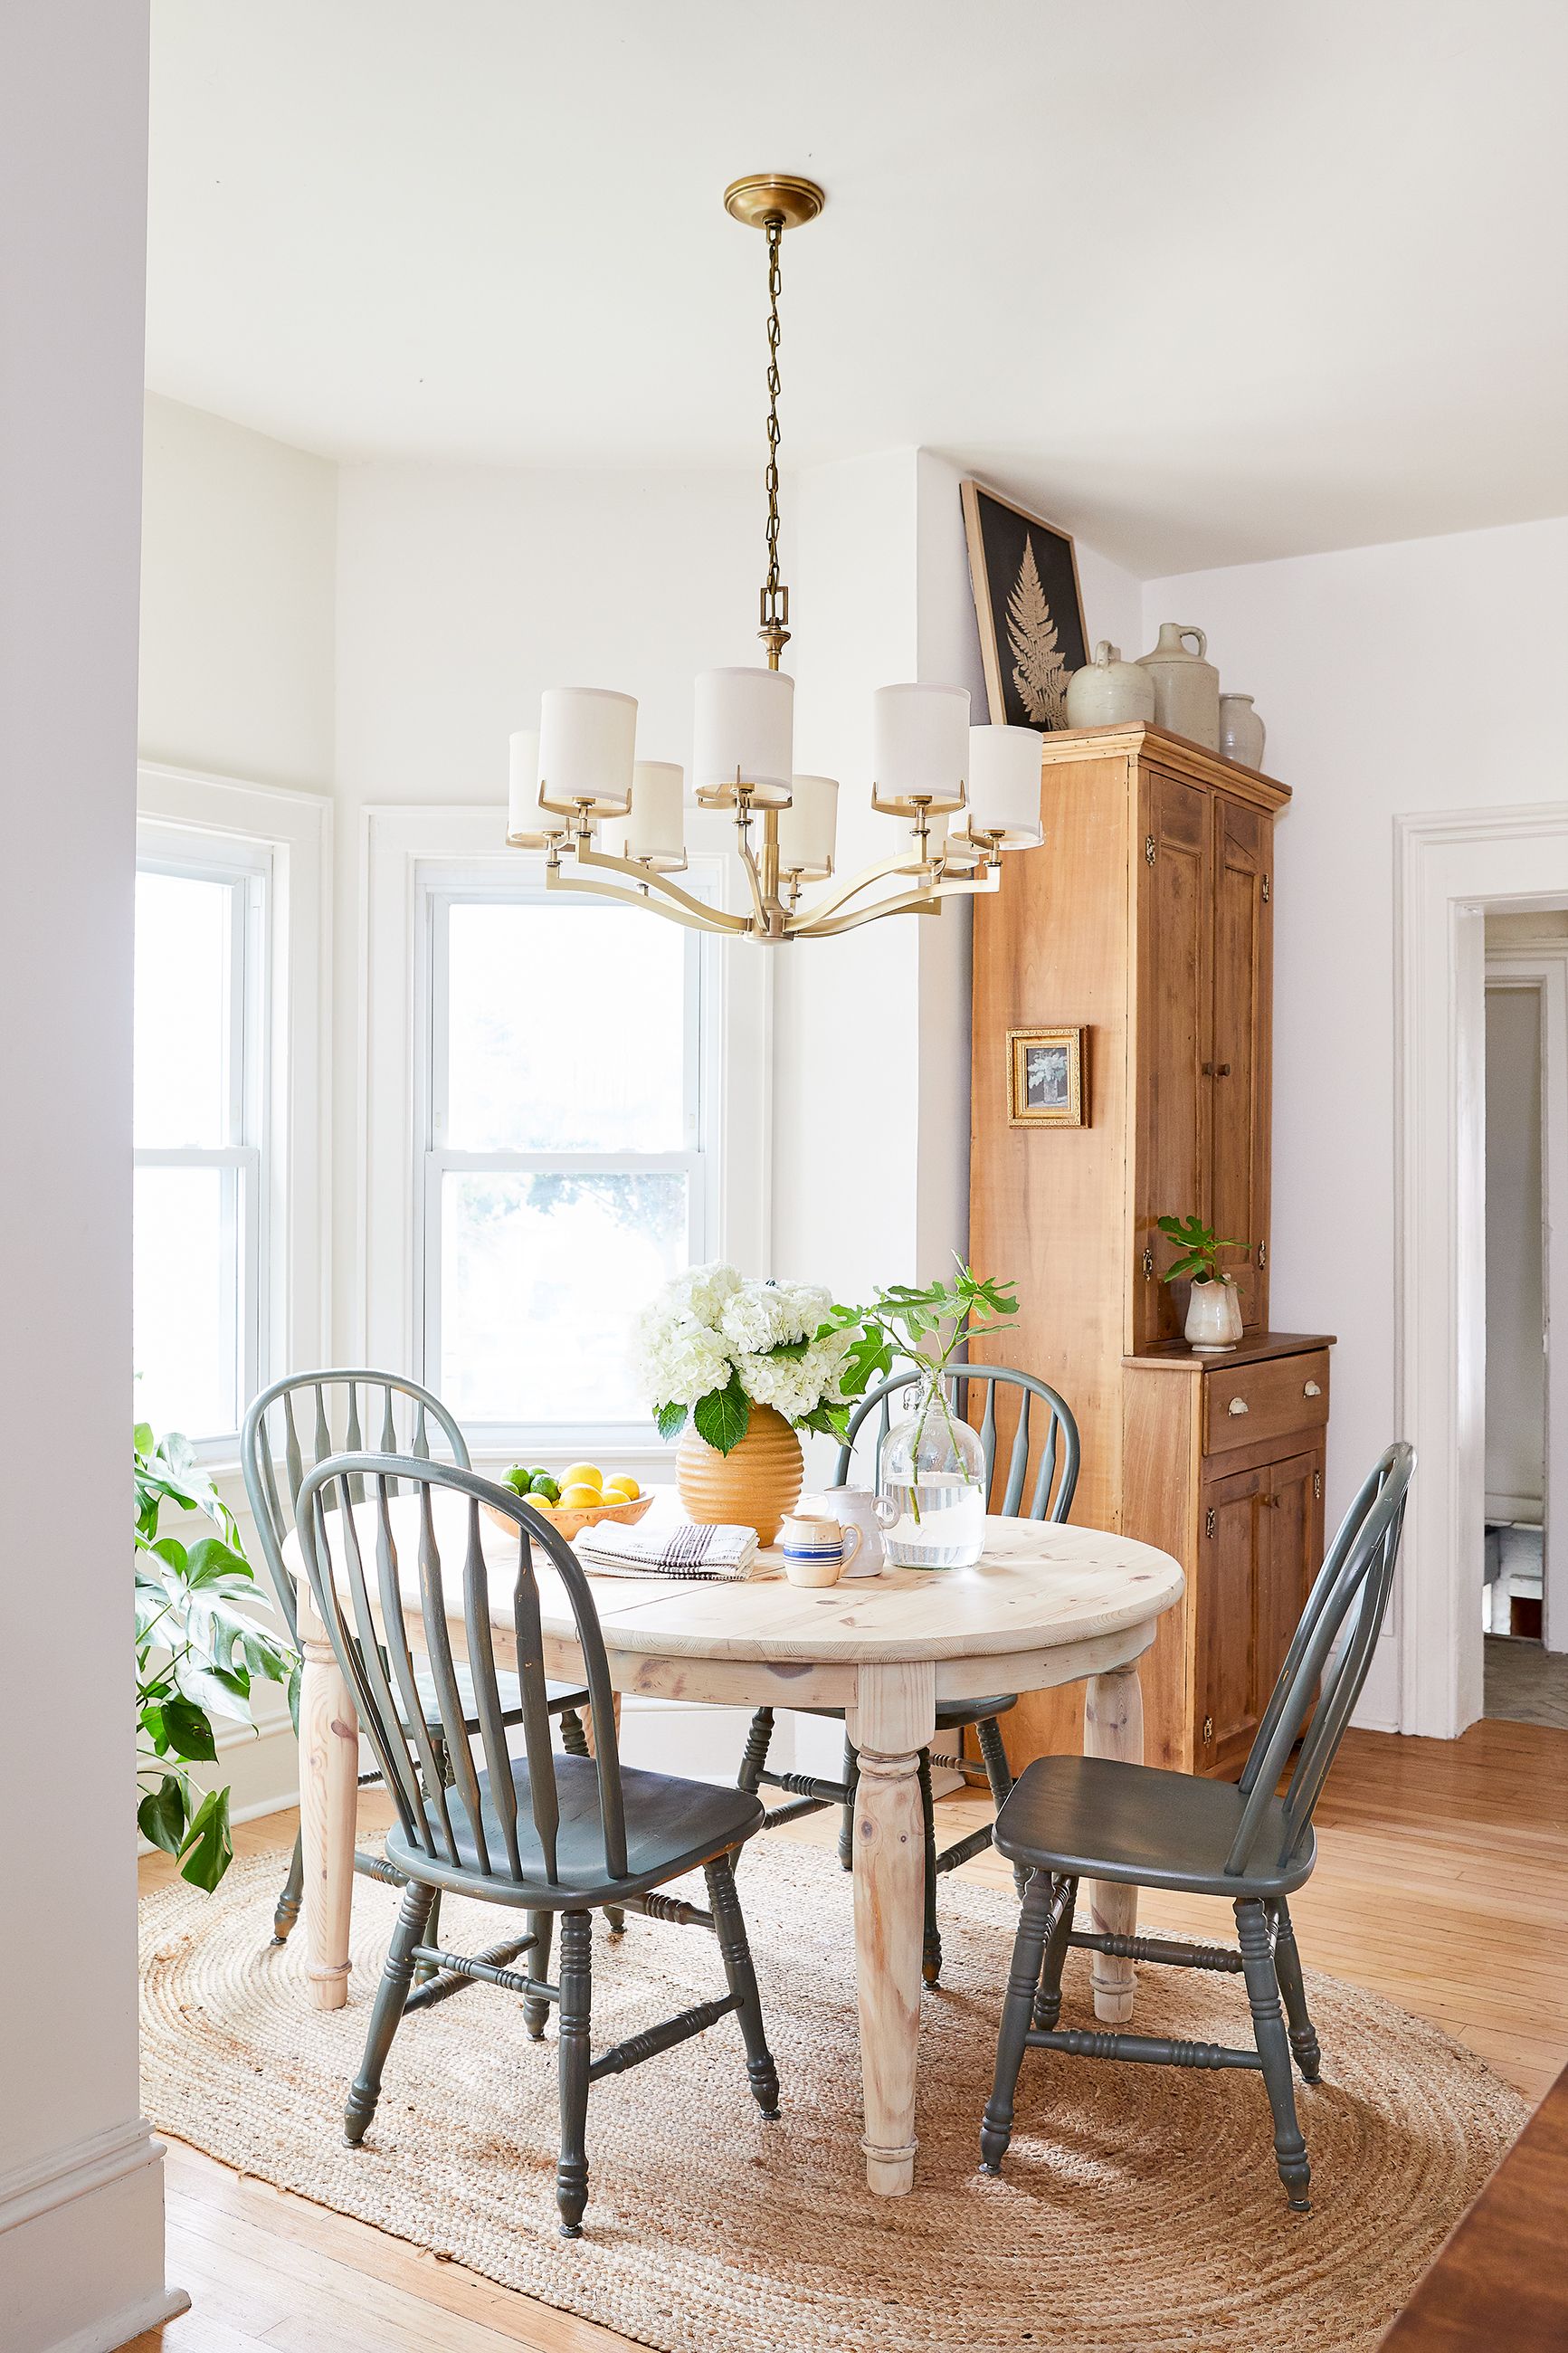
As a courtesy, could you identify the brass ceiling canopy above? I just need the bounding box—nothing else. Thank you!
[723,174,825,233]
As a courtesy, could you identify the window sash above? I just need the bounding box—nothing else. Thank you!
[415,873,716,1445]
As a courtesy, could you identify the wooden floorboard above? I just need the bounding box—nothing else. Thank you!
[127,1718,1568,2351]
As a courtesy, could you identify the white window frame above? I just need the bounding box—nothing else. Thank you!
[359,805,770,1467]
[136,765,331,1457]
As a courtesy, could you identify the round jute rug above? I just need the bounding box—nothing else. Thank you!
[140,1837,1524,2353]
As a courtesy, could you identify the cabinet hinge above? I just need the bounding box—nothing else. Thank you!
[1145,834,1157,866]
[1202,1714,1214,1746]
[1262,873,1270,903]
[1257,1239,1267,1271]
[1141,1246,1155,1279]
[1314,1470,1322,1500]
[1204,1507,1217,1539]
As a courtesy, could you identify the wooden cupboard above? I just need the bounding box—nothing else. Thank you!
[967,722,1333,1777]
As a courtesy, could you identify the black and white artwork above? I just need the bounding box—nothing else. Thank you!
[1007,1026,1086,1128]
[962,481,1088,731]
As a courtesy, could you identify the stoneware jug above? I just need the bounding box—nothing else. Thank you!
[1184,1277,1243,1354]
[1065,641,1156,729]
[1219,692,1266,770]
[1137,624,1220,750]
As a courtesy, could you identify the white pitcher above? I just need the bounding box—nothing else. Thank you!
[1136,624,1220,750]
[821,1484,897,1577]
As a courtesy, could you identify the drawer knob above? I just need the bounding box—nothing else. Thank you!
[1227,1396,1250,1416]
[1303,1379,1322,1398]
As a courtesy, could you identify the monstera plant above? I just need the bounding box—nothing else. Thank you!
[134,1422,298,1890]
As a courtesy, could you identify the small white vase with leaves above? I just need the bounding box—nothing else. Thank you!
[1158,1214,1244,1353]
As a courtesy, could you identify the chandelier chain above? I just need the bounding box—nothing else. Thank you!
[760,214,789,666]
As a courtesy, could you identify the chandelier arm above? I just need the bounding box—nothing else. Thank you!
[784,845,942,927]
[788,872,1000,941]
[551,852,751,934]
[733,807,780,935]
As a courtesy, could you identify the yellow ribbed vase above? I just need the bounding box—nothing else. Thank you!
[675,1402,803,1544]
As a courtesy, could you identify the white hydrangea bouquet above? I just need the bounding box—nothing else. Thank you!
[632,1262,870,1456]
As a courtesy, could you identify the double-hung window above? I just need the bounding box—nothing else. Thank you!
[133,826,270,1444]
[419,878,714,1449]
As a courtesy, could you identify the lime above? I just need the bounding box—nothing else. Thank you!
[528,1472,561,1503]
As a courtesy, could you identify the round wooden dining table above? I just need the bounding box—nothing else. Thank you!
[289,1496,1183,2197]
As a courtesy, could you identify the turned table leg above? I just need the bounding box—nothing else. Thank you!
[1083,1662,1144,2024]
[848,1662,936,2196]
[299,1620,359,2012]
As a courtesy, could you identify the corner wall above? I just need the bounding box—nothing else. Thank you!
[0,4,186,2344]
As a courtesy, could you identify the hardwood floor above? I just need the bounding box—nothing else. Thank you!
[128,1718,1568,2353]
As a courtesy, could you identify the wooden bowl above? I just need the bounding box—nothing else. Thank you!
[482,1490,655,1545]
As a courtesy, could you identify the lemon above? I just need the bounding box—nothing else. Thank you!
[603,1475,640,1502]
[559,1482,603,1510]
[561,1462,603,1493]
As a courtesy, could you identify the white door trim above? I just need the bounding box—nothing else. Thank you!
[1486,945,1568,1650]
[1395,803,1568,1737]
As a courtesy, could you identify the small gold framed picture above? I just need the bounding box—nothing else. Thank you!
[1008,1026,1085,1128]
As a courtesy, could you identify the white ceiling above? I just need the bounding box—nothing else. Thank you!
[147,0,1568,575]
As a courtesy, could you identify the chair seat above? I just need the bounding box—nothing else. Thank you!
[385,1752,765,1910]
[800,1694,1018,1733]
[408,1659,590,1731]
[993,1753,1316,1900]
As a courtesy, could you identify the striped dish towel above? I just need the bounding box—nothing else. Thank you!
[574,1518,760,1581]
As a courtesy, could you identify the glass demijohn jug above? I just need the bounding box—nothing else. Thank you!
[879,1377,987,1568]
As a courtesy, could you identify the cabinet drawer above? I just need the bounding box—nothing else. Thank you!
[1203,1350,1329,1457]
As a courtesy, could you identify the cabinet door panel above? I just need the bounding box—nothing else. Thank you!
[1259,1449,1319,1721]
[1195,1460,1266,1777]
[1212,796,1272,1331]
[1135,767,1213,1346]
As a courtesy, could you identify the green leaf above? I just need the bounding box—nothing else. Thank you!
[176,1661,253,1726]
[138,1775,189,1858]
[158,1694,218,1762]
[133,1421,156,1456]
[183,1537,253,1588]
[178,1786,233,1892]
[286,1655,302,1737]
[690,1369,751,1457]
[655,1400,688,1442]
[765,1338,811,1360]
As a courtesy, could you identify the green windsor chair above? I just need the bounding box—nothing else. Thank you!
[297,1453,779,2238]
[736,1364,1080,1984]
[240,1369,596,1971]
[979,1440,1414,2213]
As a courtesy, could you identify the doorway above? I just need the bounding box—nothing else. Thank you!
[1483,916,1568,1727]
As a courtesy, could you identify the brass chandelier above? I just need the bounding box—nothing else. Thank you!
[506,175,1045,942]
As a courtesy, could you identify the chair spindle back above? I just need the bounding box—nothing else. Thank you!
[833,1364,1079,1523]
[296,1453,627,1888]
[240,1369,469,1643]
[1226,1442,1414,1876]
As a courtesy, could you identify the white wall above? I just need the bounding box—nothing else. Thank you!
[1144,516,1568,1723]
[139,393,336,789]
[0,3,186,2345]
[1484,979,1544,1519]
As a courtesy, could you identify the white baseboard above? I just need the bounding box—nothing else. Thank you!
[0,2120,185,2353]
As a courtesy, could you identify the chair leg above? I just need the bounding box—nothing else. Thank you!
[555,1910,594,2239]
[1032,1874,1077,2030]
[975,1715,1025,1898]
[838,1734,859,1872]
[703,1852,781,2120]
[523,1911,554,2041]
[917,1748,942,1986]
[1236,1898,1311,2213]
[980,1869,1055,2174]
[1270,1899,1322,2083]
[413,1889,442,1986]
[271,1830,305,1944]
[345,1880,434,2148]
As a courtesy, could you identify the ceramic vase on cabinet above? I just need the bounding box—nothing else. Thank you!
[1065,641,1157,729]
[1136,624,1220,750]
[1184,1278,1244,1354]
[1219,692,1266,769]
[676,1402,803,1543]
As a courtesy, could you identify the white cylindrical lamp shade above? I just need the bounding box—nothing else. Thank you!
[961,725,1044,848]
[871,683,970,816]
[537,687,636,817]
[692,667,794,807]
[622,761,688,871]
[506,729,553,845]
[777,775,837,878]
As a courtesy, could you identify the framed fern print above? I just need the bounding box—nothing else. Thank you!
[961,481,1088,731]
